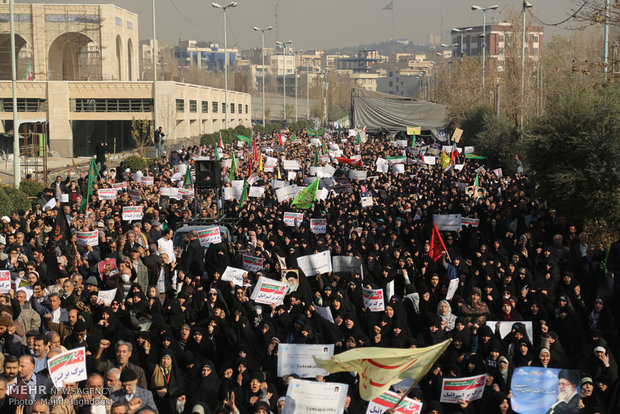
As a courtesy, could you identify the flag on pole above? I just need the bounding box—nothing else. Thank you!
[291,178,319,209]
[80,157,99,212]
[183,167,193,187]
[253,137,259,162]
[473,172,479,193]
[218,132,224,149]
[439,152,451,170]
[322,138,327,155]
[238,179,248,208]
[214,144,220,160]
[276,165,282,180]
[314,340,451,401]
[411,134,416,148]
[229,152,237,181]
[278,133,283,146]
[430,222,447,262]
[313,147,319,166]
[258,153,263,172]
[355,131,362,145]
[236,135,251,143]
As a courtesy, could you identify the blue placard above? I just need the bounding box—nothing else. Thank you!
[510,367,580,414]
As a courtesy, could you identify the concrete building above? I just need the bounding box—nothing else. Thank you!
[337,50,388,73]
[452,22,543,71]
[350,73,380,92]
[0,3,251,158]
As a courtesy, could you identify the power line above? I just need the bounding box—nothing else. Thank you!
[527,0,591,27]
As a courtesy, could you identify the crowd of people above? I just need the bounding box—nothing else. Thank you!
[0,129,618,414]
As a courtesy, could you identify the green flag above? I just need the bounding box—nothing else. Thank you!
[322,138,327,155]
[183,167,193,187]
[80,157,99,212]
[465,154,487,159]
[229,152,237,181]
[291,179,320,209]
[355,131,361,145]
[214,144,220,160]
[236,135,251,143]
[474,172,479,189]
[314,147,319,166]
[238,179,248,208]
[411,134,416,148]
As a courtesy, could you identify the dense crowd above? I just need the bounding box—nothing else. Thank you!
[0,129,618,414]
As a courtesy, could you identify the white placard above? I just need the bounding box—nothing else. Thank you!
[362,287,385,312]
[222,266,248,286]
[314,305,334,323]
[197,227,221,246]
[48,348,87,388]
[283,160,300,170]
[265,156,278,167]
[446,278,459,301]
[283,379,348,414]
[60,194,69,203]
[283,212,304,226]
[222,159,232,168]
[276,186,298,203]
[76,231,98,246]
[242,254,264,272]
[392,164,405,174]
[375,157,389,173]
[98,188,117,200]
[140,176,154,186]
[332,256,362,274]
[272,179,286,189]
[440,374,487,404]
[224,186,243,200]
[361,196,373,207]
[317,187,329,201]
[122,206,143,221]
[395,139,408,147]
[348,170,367,180]
[464,146,475,154]
[250,276,289,305]
[297,250,332,277]
[288,171,297,181]
[249,186,265,198]
[461,217,480,228]
[310,138,321,147]
[231,180,245,188]
[454,164,465,171]
[423,156,436,165]
[277,344,334,378]
[366,390,423,414]
[433,214,463,232]
[97,288,117,306]
[0,270,11,294]
[310,218,327,234]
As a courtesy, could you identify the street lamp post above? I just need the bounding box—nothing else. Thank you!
[302,58,310,120]
[212,2,237,130]
[276,40,292,122]
[451,27,472,60]
[520,1,533,138]
[471,4,498,96]
[293,50,303,122]
[253,25,272,127]
[152,0,159,156]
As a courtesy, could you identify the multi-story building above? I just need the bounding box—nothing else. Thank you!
[337,50,388,73]
[451,22,543,71]
[175,40,238,71]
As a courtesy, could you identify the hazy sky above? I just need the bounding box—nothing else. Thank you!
[25,0,583,50]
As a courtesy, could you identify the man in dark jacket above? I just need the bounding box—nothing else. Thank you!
[181,230,204,278]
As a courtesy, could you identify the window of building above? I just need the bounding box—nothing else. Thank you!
[389,81,393,87]
[212,102,218,113]
[189,100,197,113]
[222,103,226,113]
[230,103,235,114]
[202,101,209,113]
[176,99,184,112]
[245,105,249,114]
[1,98,46,112]
[238,104,242,114]
[499,34,505,42]
[389,71,393,77]
[534,35,539,43]
[70,99,153,112]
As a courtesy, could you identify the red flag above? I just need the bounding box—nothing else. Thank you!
[278,133,283,146]
[429,223,447,262]
[451,150,458,165]
[253,137,259,162]
[336,157,363,167]
[248,158,254,176]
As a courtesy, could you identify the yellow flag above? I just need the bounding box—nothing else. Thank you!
[276,165,281,180]
[314,340,451,401]
[259,153,263,172]
[440,152,451,170]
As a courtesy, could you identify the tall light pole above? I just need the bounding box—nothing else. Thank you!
[521,1,533,138]
[471,4,498,96]
[212,2,237,130]
[253,25,272,127]
[302,58,311,120]
[451,27,472,60]
[604,0,610,80]
[293,50,303,121]
[276,40,292,122]
[9,0,19,185]
[151,0,159,156]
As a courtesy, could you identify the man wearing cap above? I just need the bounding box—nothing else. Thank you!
[546,369,580,414]
[110,368,158,414]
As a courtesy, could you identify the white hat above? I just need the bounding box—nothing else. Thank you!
[1,216,10,222]
[594,346,606,354]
